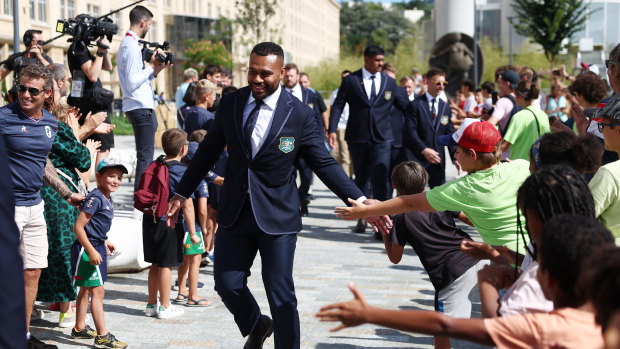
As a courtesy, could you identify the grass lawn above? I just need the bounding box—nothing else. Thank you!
[111,114,134,135]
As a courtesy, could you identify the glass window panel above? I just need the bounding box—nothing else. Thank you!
[606,3,619,51]
[38,0,46,22]
[589,2,604,44]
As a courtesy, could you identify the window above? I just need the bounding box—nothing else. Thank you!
[29,0,35,20]
[208,3,211,17]
[4,0,12,16]
[114,12,121,29]
[607,3,620,50]
[37,0,46,22]
[67,0,74,18]
[60,0,64,18]
[149,21,157,42]
[87,4,99,17]
[589,2,604,44]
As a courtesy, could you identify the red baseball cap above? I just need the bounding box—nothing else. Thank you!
[437,119,501,152]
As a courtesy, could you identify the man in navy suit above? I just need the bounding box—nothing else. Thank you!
[328,45,413,233]
[283,63,321,216]
[405,68,460,188]
[166,42,385,349]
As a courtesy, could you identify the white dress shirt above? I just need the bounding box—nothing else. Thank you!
[330,88,349,129]
[361,67,381,100]
[243,85,282,157]
[117,30,156,112]
[286,83,302,102]
[425,91,439,115]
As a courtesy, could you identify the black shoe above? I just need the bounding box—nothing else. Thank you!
[374,231,383,240]
[244,315,274,349]
[353,219,367,233]
[300,201,309,217]
[28,335,58,349]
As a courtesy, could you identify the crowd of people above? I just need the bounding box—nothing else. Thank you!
[1,4,620,349]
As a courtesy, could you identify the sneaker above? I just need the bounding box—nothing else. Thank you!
[171,280,179,291]
[27,335,58,349]
[209,253,214,262]
[94,332,128,348]
[200,252,211,266]
[71,324,97,339]
[31,307,45,321]
[58,312,74,328]
[157,304,184,319]
[144,303,158,317]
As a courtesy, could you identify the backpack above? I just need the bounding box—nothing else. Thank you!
[134,155,180,220]
[499,95,523,136]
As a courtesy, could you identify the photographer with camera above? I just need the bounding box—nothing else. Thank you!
[117,5,171,192]
[67,14,115,167]
[1,30,54,102]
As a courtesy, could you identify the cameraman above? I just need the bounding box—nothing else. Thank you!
[117,5,171,192]
[1,30,54,102]
[67,14,114,167]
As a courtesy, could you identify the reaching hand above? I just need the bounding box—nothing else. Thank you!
[82,111,107,135]
[362,199,392,236]
[66,193,86,209]
[571,103,589,136]
[316,282,369,332]
[94,122,115,135]
[66,107,81,139]
[335,198,368,220]
[460,240,499,260]
[166,194,186,227]
[85,139,101,156]
[422,148,441,164]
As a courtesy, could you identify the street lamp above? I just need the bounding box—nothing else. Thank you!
[507,16,518,66]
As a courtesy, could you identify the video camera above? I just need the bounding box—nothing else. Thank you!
[56,14,118,49]
[139,40,174,65]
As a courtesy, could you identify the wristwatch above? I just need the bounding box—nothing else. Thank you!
[96,51,105,57]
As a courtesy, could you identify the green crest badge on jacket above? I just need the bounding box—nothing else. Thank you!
[384,91,392,100]
[279,137,295,153]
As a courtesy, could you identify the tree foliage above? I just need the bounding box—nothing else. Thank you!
[234,0,280,46]
[340,1,413,55]
[184,40,232,70]
[510,0,589,67]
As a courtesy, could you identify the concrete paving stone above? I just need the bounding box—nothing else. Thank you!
[30,136,486,348]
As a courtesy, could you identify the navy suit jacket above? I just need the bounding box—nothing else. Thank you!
[176,86,363,234]
[294,85,323,130]
[404,94,456,166]
[329,69,413,143]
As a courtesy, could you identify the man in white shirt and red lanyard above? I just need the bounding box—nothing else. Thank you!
[117,5,171,192]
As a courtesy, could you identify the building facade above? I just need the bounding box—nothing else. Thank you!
[0,0,340,101]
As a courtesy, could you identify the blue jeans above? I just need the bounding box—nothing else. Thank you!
[348,141,392,201]
[126,108,157,191]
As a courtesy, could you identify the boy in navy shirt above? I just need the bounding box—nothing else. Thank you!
[70,158,128,348]
[143,128,198,319]
[385,161,486,349]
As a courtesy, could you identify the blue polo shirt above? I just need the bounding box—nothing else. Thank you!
[0,102,57,206]
[82,188,114,246]
[184,106,215,137]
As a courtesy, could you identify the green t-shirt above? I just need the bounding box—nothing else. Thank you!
[426,159,531,253]
[503,106,551,161]
[589,160,620,244]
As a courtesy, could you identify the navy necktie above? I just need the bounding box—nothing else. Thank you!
[370,75,377,103]
[244,99,264,156]
[431,98,436,118]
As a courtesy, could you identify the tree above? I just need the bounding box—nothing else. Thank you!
[234,0,280,45]
[184,40,232,70]
[510,0,589,68]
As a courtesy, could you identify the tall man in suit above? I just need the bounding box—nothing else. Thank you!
[328,45,413,233]
[166,42,385,349]
[405,68,460,188]
[283,63,321,216]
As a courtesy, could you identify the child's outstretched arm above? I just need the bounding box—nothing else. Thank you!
[73,211,102,265]
[316,283,494,346]
[335,193,435,220]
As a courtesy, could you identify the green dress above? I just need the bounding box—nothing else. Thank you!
[37,122,91,302]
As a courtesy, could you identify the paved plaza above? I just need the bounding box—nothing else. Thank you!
[31,137,484,348]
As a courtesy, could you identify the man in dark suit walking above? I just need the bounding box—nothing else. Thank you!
[166,42,385,349]
[405,68,460,188]
[328,45,413,233]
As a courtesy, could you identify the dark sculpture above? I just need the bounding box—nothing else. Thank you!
[429,32,484,98]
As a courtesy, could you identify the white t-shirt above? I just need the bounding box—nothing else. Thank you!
[463,95,477,113]
[498,261,554,317]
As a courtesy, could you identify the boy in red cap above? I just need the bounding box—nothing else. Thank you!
[336,118,531,256]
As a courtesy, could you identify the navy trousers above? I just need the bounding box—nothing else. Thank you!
[347,140,392,201]
[294,157,313,203]
[126,108,157,191]
[214,197,299,349]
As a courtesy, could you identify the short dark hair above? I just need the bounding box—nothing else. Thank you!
[535,132,603,174]
[284,63,298,73]
[391,161,428,195]
[400,76,414,84]
[201,65,221,79]
[129,5,153,26]
[538,215,614,306]
[20,64,52,90]
[188,129,207,143]
[222,85,238,95]
[426,67,445,79]
[299,72,309,79]
[461,79,475,91]
[481,81,495,93]
[161,129,187,156]
[494,64,517,81]
[182,81,197,106]
[251,42,284,60]
[579,246,620,331]
[341,70,351,75]
[569,71,607,105]
[23,29,42,46]
[364,45,384,58]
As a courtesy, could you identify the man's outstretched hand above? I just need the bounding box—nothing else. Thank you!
[362,199,392,236]
[166,194,186,227]
[335,199,392,236]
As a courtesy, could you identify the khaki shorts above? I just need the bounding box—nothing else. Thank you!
[15,201,48,269]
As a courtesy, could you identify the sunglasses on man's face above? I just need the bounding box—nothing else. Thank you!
[598,122,620,132]
[429,80,448,87]
[16,84,45,96]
